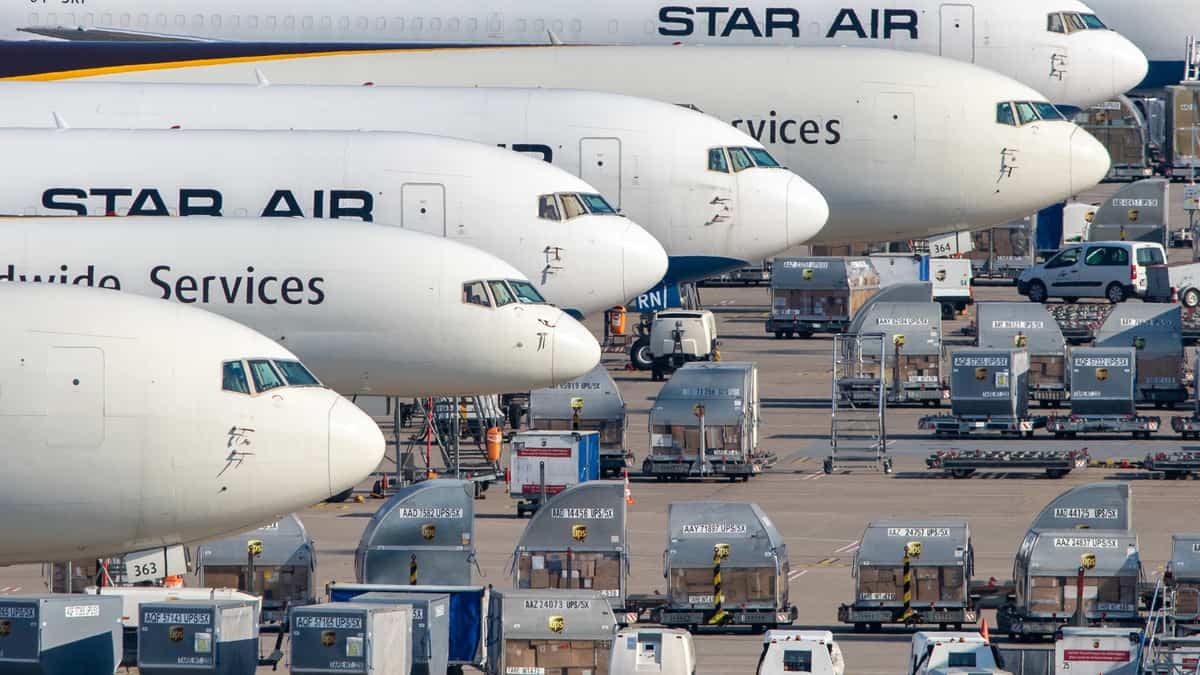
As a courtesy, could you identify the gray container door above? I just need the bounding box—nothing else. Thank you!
[939,4,975,62]
[579,138,621,209]
[48,347,104,447]
[401,183,447,236]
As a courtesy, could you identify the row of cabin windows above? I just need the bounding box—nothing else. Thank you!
[996,101,1067,127]
[462,279,547,308]
[1046,11,1107,34]
[222,358,321,395]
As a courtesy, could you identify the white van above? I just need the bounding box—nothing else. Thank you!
[609,628,696,675]
[1016,241,1166,303]
[756,630,845,675]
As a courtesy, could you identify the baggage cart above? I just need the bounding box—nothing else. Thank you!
[845,299,946,405]
[976,303,1068,406]
[0,594,122,675]
[1095,304,1186,406]
[492,590,616,675]
[528,365,631,478]
[1048,347,1160,438]
[290,603,411,675]
[925,449,1088,479]
[137,599,258,675]
[765,257,879,338]
[355,479,476,586]
[1047,303,1114,345]
[919,349,1045,437]
[346,592,450,675]
[838,521,976,631]
[195,514,316,624]
[511,481,629,614]
[660,501,796,630]
[1143,451,1200,479]
[645,361,767,480]
[509,430,600,516]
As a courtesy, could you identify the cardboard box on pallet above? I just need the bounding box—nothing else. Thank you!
[506,640,538,669]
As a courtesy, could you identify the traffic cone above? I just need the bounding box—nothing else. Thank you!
[981,617,990,644]
[624,468,636,505]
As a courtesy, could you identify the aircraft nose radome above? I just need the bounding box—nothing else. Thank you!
[1069,127,1111,195]
[786,175,830,247]
[551,312,601,385]
[621,221,669,301]
[327,396,385,496]
[1111,35,1149,96]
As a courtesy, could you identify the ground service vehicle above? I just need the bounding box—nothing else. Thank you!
[1017,241,1166,303]
[840,521,975,632]
[909,632,1010,675]
[766,257,879,338]
[645,362,764,481]
[757,630,845,675]
[632,310,719,381]
[528,365,630,477]
[610,628,696,675]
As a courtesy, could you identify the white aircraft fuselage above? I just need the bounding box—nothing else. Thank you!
[1070,0,1199,90]
[0,127,667,315]
[0,283,384,564]
[36,45,1113,242]
[0,217,600,397]
[0,82,826,282]
[1,0,1146,107]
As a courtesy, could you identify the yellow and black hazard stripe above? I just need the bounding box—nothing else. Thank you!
[900,551,916,623]
[708,543,731,626]
[409,554,418,585]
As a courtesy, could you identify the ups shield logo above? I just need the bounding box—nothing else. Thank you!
[420,523,437,541]
[548,615,566,633]
[802,268,815,281]
[1128,209,1140,223]
[1096,367,1109,381]
[321,630,337,647]
[0,621,11,637]
[168,626,185,642]
[935,269,947,282]
[974,367,988,381]
[571,524,588,542]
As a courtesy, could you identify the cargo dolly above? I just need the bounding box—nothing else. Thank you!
[1143,451,1200,479]
[1173,417,1200,439]
[1048,413,1161,439]
[918,414,1045,438]
[925,449,1089,478]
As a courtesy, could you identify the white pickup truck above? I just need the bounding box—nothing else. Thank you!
[909,632,1012,675]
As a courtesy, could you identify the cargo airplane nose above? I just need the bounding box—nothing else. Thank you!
[551,311,602,385]
[621,220,669,301]
[1110,34,1150,98]
[1064,30,1148,107]
[327,396,386,496]
[786,174,830,246]
[1069,126,1111,195]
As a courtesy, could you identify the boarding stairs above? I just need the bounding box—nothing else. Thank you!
[826,333,890,474]
[1140,578,1200,674]
[373,396,501,494]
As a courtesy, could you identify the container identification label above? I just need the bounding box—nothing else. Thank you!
[1053,507,1119,520]
[293,615,363,630]
[506,667,546,675]
[782,260,828,269]
[551,507,615,520]
[688,595,715,604]
[859,592,896,600]
[886,527,950,537]
[0,606,34,620]
[522,599,590,610]
[64,604,100,619]
[681,522,749,535]
[991,320,1045,329]
[1118,318,1175,328]
[953,356,1007,367]
[394,507,464,519]
[1052,537,1120,548]
[876,317,929,326]
[143,611,212,625]
[1074,357,1130,367]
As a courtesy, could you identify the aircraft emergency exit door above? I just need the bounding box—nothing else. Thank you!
[940,4,975,62]
[401,183,447,236]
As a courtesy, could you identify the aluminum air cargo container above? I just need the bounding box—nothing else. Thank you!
[195,514,315,623]
[137,600,257,675]
[528,365,629,477]
[355,479,475,586]
[344,593,449,675]
[0,595,122,675]
[766,257,879,337]
[948,349,1030,419]
[846,299,944,404]
[975,303,1067,405]
[492,590,616,675]
[1068,347,1137,417]
[1027,482,1132,532]
[1095,303,1184,404]
[290,603,411,675]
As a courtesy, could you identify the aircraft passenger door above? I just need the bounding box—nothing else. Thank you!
[579,138,622,209]
[939,4,975,62]
[47,346,104,448]
[400,183,447,237]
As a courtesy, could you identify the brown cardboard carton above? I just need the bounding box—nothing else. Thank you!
[1175,583,1200,614]
[537,642,574,669]
[916,579,940,603]
[530,569,551,589]
[568,643,598,667]
[506,640,538,669]
[916,566,939,580]
[941,567,965,601]
[595,643,611,673]
[1030,585,1063,613]
[519,554,533,578]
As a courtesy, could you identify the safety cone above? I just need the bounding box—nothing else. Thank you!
[624,468,636,505]
[981,617,990,644]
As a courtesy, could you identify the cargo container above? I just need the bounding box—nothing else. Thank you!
[846,299,946,405]
[1172,353,1200,438]
[969,221,1035,281]
[137,599,258,675]
[290,603,411,675]
[609,628,696,675]
[355,479,476,586]
[493,590,616,675]
[645,362,765,481]
[1085,179,1170,247]
[975,303,1067,406]
[195,514,316,624]
[1167,535,1200,628]
[765,257,879,337]
[1054,627,1141,675]
[511,481,629,613]
[509,430,601,516]
[868,255,974,319]
[1028,483,1132,532]
[528,365,630,478]
[838,521,975,631]
[1168,84,1200,181]
[918,349,1043,437]
[345,592,449,675]
[1074,97,1153,182]
[1095,303,1186,405]
[660,501,796,630]
[0,595,122,675]
[1048,347,1161,438]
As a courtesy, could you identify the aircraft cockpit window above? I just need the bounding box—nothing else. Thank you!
[560,193,588,220]
[728,146,754,172]
[488,279,517,306]
[1080,13,1106,29]
[1015,101,1040,125]
[1032,102,1065,121]
[222,360,251,394]
[1047,12,1064,33]
[1065,12,1087,33]
[708,147,729,173]
[579,193,618,215]
[462,280,492,307]
[996,102,1016,126]
[538,194,561,221]
[274,359,321,386]
[509,280,547,304]
[746,147,781,168]
[248,359,285,392]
